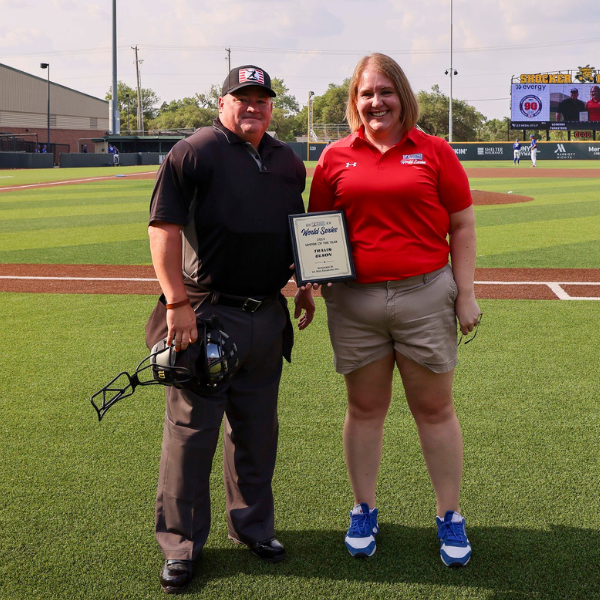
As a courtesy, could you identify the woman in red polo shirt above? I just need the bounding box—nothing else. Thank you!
[307,53,480,566]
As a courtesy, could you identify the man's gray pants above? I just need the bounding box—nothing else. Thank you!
[147,298,287,560]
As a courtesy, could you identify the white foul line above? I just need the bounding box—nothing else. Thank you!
[0,276,599,300]
[0,172,156,192]
[0,275,158,282]
[474,280,600,301]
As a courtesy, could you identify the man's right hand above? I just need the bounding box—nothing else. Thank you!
[166,303,198,352]
[149,222,198,352]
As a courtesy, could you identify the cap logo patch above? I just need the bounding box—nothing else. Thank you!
[239,68,264,84]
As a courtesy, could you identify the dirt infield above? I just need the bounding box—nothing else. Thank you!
[471,190,532,205]
[1,264,599,300]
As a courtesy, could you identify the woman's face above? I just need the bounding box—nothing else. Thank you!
[356,68,402,139]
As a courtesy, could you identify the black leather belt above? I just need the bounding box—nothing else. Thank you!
[209,291,277,313]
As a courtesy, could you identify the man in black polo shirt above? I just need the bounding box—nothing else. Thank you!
[556,88,586,122]
[146,65,314,594]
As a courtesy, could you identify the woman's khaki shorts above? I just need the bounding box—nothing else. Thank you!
[321,264,458,375]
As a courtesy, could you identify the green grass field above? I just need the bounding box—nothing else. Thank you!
[0,165,159,185]
[1,163,599,599]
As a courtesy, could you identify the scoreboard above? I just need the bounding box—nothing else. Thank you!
[511,69,600,130]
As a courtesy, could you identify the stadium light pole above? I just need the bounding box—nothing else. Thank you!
[111,0,119,135]
[448,0,453,142]
[307,91,314,161]
[40,63,50,150]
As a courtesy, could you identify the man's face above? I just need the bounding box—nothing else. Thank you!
[570,91,579,99]
[218,86,273,145]
[591,87,600,101]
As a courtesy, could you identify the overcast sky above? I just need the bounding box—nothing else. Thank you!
[2,0,600,122]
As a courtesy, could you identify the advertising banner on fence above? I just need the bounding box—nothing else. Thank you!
[288,141,600,163]
[450,142,600,161]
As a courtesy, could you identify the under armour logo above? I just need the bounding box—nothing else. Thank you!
[555,144,566,153]
[346,162,357,167]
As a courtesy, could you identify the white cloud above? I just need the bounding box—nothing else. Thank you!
[1,0,600,119]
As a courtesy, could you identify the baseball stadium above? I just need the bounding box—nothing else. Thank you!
[1,9,600,600]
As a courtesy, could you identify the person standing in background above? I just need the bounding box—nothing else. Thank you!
[513,139,521,165]
[556,89,585,122]
[530,135,538,167]
[585,86,600,121]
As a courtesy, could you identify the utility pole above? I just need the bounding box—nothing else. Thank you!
[444,0,458,142]
[225,48,231,73]
[132,45,143,133]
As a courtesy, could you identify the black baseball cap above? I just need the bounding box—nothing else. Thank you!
[222,65,276,97]
[570,88,579,93]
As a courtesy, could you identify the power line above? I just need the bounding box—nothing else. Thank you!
[138,36,600,55]
[465,97,510,102]
[2,34,600,60]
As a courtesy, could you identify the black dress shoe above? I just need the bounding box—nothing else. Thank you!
[250,538,286,563]
[160,559,193,594]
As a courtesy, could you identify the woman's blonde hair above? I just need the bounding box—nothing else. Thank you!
[346,53,419,133]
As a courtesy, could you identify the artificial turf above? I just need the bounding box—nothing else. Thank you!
[0,294,599,599]
[1,163,600,598]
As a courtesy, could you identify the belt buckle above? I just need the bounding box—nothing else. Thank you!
[242,297,262,313]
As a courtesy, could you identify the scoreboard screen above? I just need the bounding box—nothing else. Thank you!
[511,83,600,130]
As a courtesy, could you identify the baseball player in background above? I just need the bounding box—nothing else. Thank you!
[513,139,521,165]
[529,135,538,168]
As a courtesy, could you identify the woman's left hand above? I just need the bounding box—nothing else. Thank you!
[455,292,481,335]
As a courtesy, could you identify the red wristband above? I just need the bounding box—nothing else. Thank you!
[165,298,191,310]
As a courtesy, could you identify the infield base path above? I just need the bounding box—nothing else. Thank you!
[1,264,599,300]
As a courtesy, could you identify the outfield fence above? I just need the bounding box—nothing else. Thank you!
[451,141,600,161]
[288,141,600,163]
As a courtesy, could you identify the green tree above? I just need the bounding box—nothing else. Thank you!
[271,78,300,116]
[268,107,298,141]
[291,80,350,139]
[196,85,221,109]
[416,85,485,141]
[478,117,522,142]
[149,97,217,130]
[264,78,301,141]
[315,79,350,124]
[106,81,160,133]
[145,78,301,139]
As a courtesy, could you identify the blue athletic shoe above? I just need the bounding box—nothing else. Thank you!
[345,503,379,558]
[436,511,471,567]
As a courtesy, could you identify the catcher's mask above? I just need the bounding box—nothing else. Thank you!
[90,315,239,421]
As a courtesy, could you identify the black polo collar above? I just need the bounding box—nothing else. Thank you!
[212,118,282,151]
